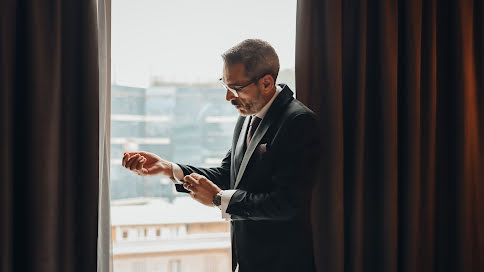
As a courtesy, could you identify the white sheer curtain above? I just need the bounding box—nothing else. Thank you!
[97,0,112,271]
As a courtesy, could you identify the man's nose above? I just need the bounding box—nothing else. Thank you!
[226,89,236,101]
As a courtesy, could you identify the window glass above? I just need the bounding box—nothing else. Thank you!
[111,1,296,271]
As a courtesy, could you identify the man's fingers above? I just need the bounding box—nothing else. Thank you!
[189,173,210,185]
[183,176,201,192]
[124,156,133,168]
[183,182,196,192]
[131,156,144,170]
[122,153,129,167]
[198,176,208,184]
[126,154,140,169]
[136,157,146,170]
[123,152,137,167]
[128,155,139,170]
[189,173,203,180]
[184,175,200,185]
[189,173,211,185]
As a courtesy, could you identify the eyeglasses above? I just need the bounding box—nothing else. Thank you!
[219,74,268,98]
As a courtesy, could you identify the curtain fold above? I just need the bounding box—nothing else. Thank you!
[1,1,102,271]
[296,0,484,271]
[96,0,112,271]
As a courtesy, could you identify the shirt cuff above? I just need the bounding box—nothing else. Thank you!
[170,162,185,184]
[220,190,237,220]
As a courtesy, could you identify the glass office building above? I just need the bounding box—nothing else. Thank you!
[110,84,237,201]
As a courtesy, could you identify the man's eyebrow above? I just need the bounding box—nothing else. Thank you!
[221,77,250,87]
[222,80,243,87]
[229,79,253,87]
[227,82,243,87]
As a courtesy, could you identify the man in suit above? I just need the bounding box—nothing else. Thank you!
[122,39,321,272]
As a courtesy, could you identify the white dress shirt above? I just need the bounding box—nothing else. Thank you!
[171,85,282,220]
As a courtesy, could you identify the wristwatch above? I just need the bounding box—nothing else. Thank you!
[212,191,223,207]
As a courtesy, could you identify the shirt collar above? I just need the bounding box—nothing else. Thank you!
[254,85,282,119]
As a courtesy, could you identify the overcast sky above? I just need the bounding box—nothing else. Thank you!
[112,0,297,87]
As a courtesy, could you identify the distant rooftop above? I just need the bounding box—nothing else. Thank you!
[113,233,230,255]
[111,197,225,226]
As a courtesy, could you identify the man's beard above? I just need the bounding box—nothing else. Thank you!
[232,91,265,116]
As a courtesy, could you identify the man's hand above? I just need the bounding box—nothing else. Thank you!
[122,151,173,178]
[183,173,222,207]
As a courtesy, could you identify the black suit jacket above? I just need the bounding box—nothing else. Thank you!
[175,85,321,272]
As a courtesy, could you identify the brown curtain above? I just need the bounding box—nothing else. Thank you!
[0,1,100,271]
[296,0,484,272]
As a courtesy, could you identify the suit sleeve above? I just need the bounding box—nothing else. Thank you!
[174,149,232,193]
[226,113,321,221]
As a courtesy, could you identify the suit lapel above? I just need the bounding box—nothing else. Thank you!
[234,117,270,188]
[232,116,250,188]
[234,84,294,189]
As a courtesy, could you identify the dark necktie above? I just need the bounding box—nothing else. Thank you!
[246,116,262,148]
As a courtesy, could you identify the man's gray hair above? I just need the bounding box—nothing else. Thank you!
[222,39,280,82]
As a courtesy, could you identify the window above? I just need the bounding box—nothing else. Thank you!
[132,262,146,272]
[111,1,297,271]
[168,260,181,272]
[204,255,217,272]
[137,229,144,240]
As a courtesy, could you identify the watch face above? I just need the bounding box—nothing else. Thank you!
[213,194,222,206]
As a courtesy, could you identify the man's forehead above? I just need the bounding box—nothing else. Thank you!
[223,63,249,84]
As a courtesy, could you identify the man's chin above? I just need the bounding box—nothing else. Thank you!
[238,111,249,117]
[236,107,251,117]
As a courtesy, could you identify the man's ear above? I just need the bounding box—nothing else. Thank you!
[261,74,274,90]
